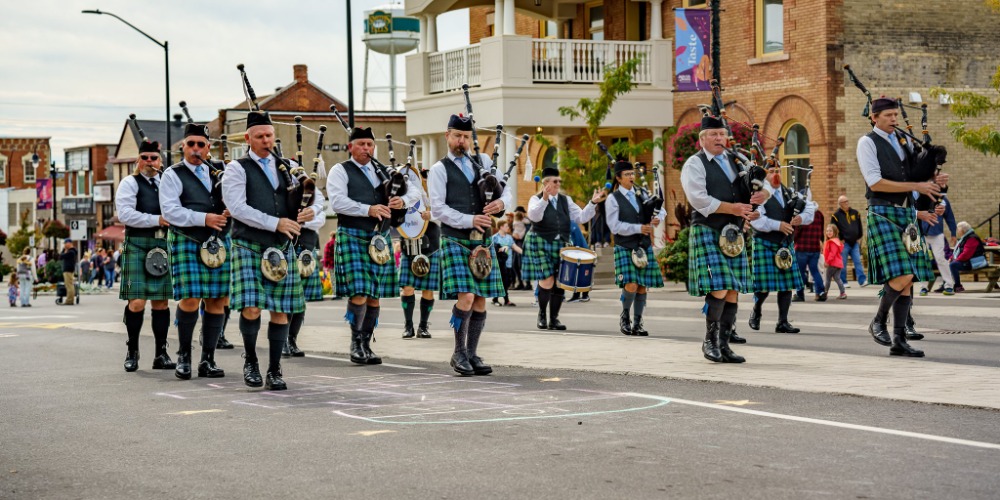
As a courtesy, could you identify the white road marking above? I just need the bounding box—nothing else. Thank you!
[169,409,226,416]
[306,354,426,370]
[626,393,1000,451]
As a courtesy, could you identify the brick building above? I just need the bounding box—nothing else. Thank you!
[63,144,116,247]
[0,137,53,240]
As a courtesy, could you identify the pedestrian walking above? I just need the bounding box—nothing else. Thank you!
[793,207,826,301]
[822,224,846,299]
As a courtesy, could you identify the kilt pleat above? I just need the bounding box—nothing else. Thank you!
[295,246,324,302]
[168,231,231,300]
[613,245,664,289]
[119,235,173,301]
[440,236,505,298]
[230,239,305,314]
[520,232,565,281]
[398,249,442,291]
[750,236,804,292]
[687,224,750,296]
[866,205,933,284]
[334,227,399,299]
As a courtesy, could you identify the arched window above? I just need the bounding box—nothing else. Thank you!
[779,122,810,192]
[541,146,559,170]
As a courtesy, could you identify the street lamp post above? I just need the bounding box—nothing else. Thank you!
[82,9,171,164]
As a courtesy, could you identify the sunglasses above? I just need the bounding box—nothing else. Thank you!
[186,140,207,148]
[550,179,562,184]
[139,155,159,161]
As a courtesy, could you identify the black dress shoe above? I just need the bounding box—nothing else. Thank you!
[890,334,925,357]
[748,309,761,331]
[868,319,891,347]
[720,347,746,363]
[451,350,475,376]
[775,321,800,334]
[197,358,225,378]
[124,350,139,372]
[216,334,234,350]
[152,353,176,370]
[243,360,263,387]
[904,325,924,341]
[361,332,382,365]
[469,355,493,375]
[402,324,416,339]
[281,340,292,358]
[288,338,305,357]
[548,318,567,331]
[728,328,747,344]
[537,311,548,330]
[175,353,192,380]
[632,316,649,336]
[620,311,634,336]
[265,371,287,390]
[416,325,432,338]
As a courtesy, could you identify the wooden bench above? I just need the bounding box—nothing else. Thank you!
[927,265,1000,292]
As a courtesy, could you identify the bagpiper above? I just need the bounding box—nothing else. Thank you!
[397,160,439,340]
[282,175,327,358]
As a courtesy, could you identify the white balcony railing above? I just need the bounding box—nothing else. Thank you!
[531,39,651,84]
[428,44,481,93]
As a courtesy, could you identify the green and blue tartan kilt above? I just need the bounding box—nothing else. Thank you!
[398,249,442,291]
[230,238,304,314]
[295,246,324,302]
[866,205,934,284]
[521,232,565,281]
[119,234,173,301]
[440,236,506,299]
[750,236,804,292]
[334,227,399,299]
[168,231,231,300]
[613,245,664,289]
[687,224,751,296]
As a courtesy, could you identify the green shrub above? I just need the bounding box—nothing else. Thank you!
[657,227,690,285]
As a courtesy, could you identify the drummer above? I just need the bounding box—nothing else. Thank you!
[523,165,604,330]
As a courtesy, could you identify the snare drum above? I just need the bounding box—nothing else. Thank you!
[557,246,597,292]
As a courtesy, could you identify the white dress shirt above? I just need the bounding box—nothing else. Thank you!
[750,182,816,233]
[681,149,735,217]
[160,159,213,228]
[605,185,666,236]
[116,173,161,228]
[222,150,324,232]
[302,185,327,232]
[857,126,914,188]
[526,192,597,225]
[325,157,420,218]
[427,152,512,229]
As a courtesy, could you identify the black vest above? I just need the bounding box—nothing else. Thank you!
[169,161,228,243]
[758,185,792,244]
[231,156,293,247]
[440,157,489,238]
[337,160,388,232]
[529,194,571,242]
[125,174,163,238]
[611,189,647,250]
[865,131,910,206]
[689,151,745,232]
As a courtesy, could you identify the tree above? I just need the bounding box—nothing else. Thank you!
[928,1,1000,156]
[6,210,40,258]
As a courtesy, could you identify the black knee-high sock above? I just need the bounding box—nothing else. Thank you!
[361,306,380,334]
[175,307,200,355]
[418,298,434,328]
[622,290,637,313]
[346,302,367,332]
[401,294,416,327]
[222,306,231,335]
[239,315,261,363]
[467,311,487,357]
[538,286,552,313]
[720,301,739,334]
[633,293,648,322]
[288,311,305,342]
[753,292,769,313]
[123,306,143,351]
[892,295,911,336]
[201,312,224,359]
[549,287,565,319]
[151,308,170,354]
[876,284,903,323]
[705,295,726,338]
[777,291,792,323]
[450,306,473,352]
[266,322,289,373]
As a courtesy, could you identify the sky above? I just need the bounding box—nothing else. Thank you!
[0,0,469,167]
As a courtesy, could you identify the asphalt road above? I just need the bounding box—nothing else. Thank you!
[2,288,999,499]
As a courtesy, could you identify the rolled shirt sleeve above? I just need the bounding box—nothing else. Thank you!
[115,175,160,228]
[857,134,883,188]
[680,155,723,217]
[222,160,279,232]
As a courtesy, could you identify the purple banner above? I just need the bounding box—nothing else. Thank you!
[36,178,52,210]
[675,8,712,92]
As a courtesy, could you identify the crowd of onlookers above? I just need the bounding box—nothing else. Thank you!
[5,240,123,307]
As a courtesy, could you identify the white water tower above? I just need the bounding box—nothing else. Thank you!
[362,5,420,111]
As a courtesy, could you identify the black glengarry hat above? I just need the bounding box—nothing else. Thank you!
[138,140,160,154]
[614,159,633,176]
[541,166,560,179]
[701,115,726,130]
[184,123,210,139]
[349,127,375,142]
[871,97,897,114]
[447,114,473,132]
[246,111,272,130]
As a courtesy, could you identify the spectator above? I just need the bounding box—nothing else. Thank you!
[7,274,17,307]
[113,246,122,282]
[59,239,78,305]
[79,251,91,289]
[36,250,47,269]
[89,251,102,285]
[512,209,529,290]
[793,206,826,301]
[920,193,957,296]
[949,221,986,293]
[491,219,520,306]
[102,248,116,289]
[822,224,847,299]
[15,248,36,307]
[831,195,868,287]
[322,230,340,300]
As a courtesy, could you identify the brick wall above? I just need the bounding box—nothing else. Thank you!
[469,6,541,44]
[0,138,51,190]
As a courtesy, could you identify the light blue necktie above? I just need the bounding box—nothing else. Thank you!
[460,156,474,183]
[259,157,277,189]
[626,190,639,211]
[549,196,558,209]
[774,188,784,207]
[194,164,211,192]
[888,133,905,160]
[362,165,378,187]
[716,155,736,183]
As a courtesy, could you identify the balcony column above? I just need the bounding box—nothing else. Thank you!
[648,0,664,40]
[650,127,666,247]
[503,0,516,35]
[427,135,439,167]
[418,16,428,52]
[426,14,438,52]
[494,0,504,36]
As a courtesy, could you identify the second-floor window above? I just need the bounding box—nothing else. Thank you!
[684,0,708,7]
[0,156,7,184]
[757,0,784,56]
[588,3,604,40]
[23,158,36,183]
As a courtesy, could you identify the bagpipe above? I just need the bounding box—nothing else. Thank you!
[398,139,440,278]
[178,103,232,270]
[773,163,810,270]
[461,83,522,218]
[126,113,169,277]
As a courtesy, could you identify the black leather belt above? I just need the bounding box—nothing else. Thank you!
[868,197,911,209]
